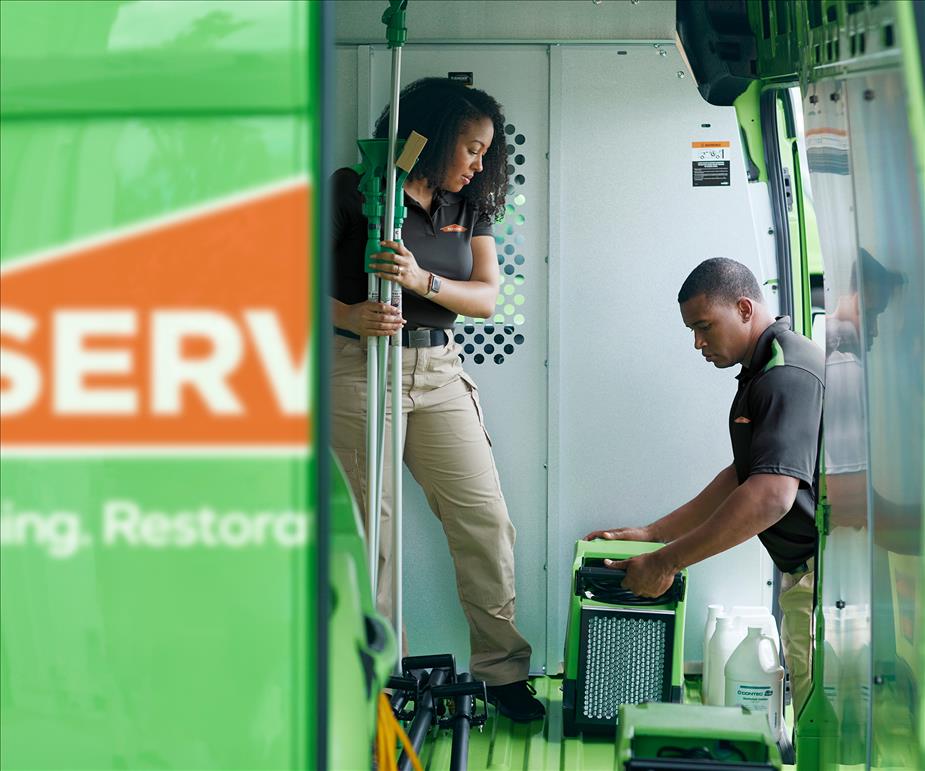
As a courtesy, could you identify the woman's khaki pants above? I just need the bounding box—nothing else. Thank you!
[331,334,532,686]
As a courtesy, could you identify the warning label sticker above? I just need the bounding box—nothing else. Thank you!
[692,141,731,187]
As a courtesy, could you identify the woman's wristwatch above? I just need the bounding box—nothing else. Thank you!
[424,272,442,298]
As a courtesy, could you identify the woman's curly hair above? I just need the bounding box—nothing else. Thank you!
[374,77,508,221]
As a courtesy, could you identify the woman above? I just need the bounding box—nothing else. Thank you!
[330,78,543,722]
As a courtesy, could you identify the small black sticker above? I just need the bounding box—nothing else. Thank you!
[693,160,730,187]
[448,71,473,86]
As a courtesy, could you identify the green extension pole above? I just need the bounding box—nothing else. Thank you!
[356,140,388,605]
[357,0,426,675]
[355,131,422,645]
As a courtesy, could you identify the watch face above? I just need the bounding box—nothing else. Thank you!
[431,275,441,292]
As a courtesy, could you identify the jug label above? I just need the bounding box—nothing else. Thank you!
[732,683,778,730]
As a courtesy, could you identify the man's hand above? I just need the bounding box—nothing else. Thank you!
[583,526,656,542]
[603,551,677,598]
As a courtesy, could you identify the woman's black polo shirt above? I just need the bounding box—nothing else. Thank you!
[331,168,494,330]
[730,317,825,573]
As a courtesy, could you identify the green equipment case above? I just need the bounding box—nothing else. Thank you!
[616,702,782,770]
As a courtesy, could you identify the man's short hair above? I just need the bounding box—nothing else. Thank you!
[677,258,764,306]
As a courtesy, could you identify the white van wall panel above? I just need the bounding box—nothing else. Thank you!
[334,46,358,169]
[334,1,676,43]
[551,45,772,669]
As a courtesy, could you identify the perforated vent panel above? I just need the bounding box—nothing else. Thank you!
[457,121,529,366]
[577,607,675,727]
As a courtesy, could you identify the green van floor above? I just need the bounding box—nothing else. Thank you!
[412,675,795,771]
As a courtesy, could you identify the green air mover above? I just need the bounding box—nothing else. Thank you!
[562,540,687,737]
[616,702,782,770]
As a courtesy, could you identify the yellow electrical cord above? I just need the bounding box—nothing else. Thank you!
[376,692,423,771]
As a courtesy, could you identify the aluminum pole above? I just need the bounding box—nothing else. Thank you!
[366,284,380,595]
[383,43,404,673]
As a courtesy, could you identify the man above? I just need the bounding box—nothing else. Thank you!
[586,257,824,721]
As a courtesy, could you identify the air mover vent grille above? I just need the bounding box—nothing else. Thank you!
[577,607,675,727]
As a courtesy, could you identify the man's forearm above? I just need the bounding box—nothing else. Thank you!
[649,464,739,542]
[656,473,797,570]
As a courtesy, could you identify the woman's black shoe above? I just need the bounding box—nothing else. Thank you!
[486,680,546,723]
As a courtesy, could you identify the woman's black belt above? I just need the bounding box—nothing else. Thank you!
[334,327,449,348]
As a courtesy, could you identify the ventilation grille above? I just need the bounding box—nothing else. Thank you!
[457,120,529,366]
[577,607,675,726]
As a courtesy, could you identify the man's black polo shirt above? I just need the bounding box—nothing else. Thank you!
[730,317,825,573]
[331,167,494,330]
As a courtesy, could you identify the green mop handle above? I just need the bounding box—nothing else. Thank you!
[355,150,388,600]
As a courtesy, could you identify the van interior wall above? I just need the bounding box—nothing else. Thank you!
[333,0,676,44]
[333,0,778,675]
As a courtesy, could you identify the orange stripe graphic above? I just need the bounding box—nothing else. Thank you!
[0,185,311,448]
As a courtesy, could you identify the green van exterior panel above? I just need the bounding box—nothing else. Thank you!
[0,0,308,117]
[0,117,309,264]
[0,1,321,768]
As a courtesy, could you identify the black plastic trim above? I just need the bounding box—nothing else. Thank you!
[760,89,793,320]
[562,679,579,737]
[576,565,686,605]
[676,0,759,106]
[625,761,776,770]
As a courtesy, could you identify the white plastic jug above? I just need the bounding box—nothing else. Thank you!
[731,605,781,657]
[732,605,778,631]
[724,626,785,738]
[706,616,744,706]
[701,605,724,704]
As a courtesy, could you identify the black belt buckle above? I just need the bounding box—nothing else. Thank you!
[406,329,433,347]
[404,328,447,348]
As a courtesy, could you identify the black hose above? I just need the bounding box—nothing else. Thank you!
[449,673,473,771]
[390,691,411,713]
[398,668,449,771]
